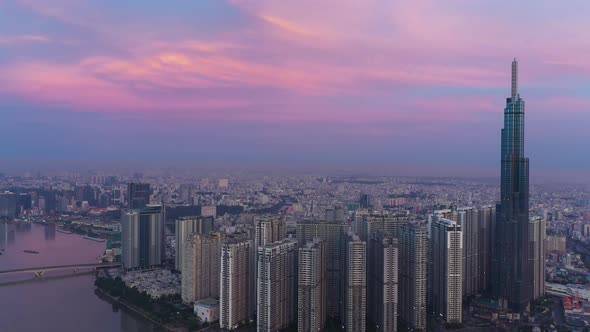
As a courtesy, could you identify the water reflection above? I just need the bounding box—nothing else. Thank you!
[0,222,15,249]
[15,222,31,233]
[44,223,56,241]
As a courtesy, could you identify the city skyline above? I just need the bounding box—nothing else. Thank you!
[2,3,590,331]
[1,0,590,175]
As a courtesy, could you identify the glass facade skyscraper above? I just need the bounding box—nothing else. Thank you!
[493,59,532,311]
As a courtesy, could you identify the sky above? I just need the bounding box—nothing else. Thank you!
[1,0,590,176]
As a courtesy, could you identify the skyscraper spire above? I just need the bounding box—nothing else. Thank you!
[511,58,518,98]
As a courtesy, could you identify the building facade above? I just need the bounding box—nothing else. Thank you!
[257,239,298,332]
[0,192,17,219]
[431,218,463,325]
[545,234,566,254]
[121,205,164,270]
[399,222,427,331]
[127,182,151,209]
[478,205,495,293]
[296,221,346,319]
[458,207,479,298]
[298,239,326,332]
[530,217,546,300]
[255,217,287,249]
[220,237,254,330]
[342,233,366,332]
[175,216,214,271]
[368,233,399,332]
[182,232,223,304]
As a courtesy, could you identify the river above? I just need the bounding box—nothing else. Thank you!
[0,222,162,332]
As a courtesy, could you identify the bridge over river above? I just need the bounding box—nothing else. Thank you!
[0,262,121,277]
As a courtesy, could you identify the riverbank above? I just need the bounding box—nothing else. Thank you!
[95,276,199,331]
[95,288,175,332]
[0,223,152,332]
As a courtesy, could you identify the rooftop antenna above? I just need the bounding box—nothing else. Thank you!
[511,58,518,98]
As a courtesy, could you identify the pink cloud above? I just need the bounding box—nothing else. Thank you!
[0,34,51,45]
[1,0,589,135]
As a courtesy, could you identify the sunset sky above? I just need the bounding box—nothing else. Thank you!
[1,0,589,175]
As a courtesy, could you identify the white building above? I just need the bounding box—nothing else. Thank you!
[195,298,220,323]
[431,218,463,325]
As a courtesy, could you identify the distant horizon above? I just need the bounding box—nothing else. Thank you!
[1,159,588,184]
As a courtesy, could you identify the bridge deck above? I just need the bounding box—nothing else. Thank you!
[0,263,121,274]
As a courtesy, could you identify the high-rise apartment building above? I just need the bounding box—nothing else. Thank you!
[493,59,532,311]
[182,232,223,304]
[0,191,17,218]
[355,210,409,242]
[175,216,214,271]
[428,209,454,239]
[431,218,463,325]
[127,182,151,209]
[121,205,165,270]
[530,217,546,300]
[220,237,254,330]
[296,221,346,319]
[255,217,287,249]
[342,233,366,332]
[478,205,495,293]
[368,233,398,332]
[298,239,326,332]
[399,222,427,331]
[257,239,298,332]
[457,207,479,298]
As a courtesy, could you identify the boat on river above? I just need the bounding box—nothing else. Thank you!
[83,235,106,242]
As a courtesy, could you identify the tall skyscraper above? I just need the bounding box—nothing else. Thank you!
[530,217,546,300]
[478,205,495,293]
[257,239,298,332]
[431,218,463,325]
[399,222,427,331]
[121,205,165,270]
[342,233,366,332]
[457,207,479,298]
[127,182,151,209]
[368,233,399,332]
[181,232,223,304]
[220,237,254,330]
[493,59,532,311]
[298,238,326,332]
[175,216,214,271]
[296,221,346,319]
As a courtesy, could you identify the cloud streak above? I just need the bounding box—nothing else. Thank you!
[1,0,590,168]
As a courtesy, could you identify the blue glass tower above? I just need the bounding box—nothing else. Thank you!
[493,59,532,311]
